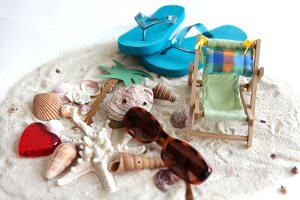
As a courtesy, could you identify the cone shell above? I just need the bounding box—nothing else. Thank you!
[108,153,164,173]
[33,93,62,121]
[45,143,77,179]
[152,83,176,102]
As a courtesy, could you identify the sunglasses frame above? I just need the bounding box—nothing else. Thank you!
[123,106,212,185]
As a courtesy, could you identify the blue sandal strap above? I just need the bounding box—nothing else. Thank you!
[135,13,177,41]
[161,23,209,54]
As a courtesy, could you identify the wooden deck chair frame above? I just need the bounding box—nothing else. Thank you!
[187,34,264,147]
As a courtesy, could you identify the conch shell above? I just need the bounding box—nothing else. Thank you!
[45,143,77,179]
[152,83,176,102]
[33,93,62,121]
[108,153,164,173]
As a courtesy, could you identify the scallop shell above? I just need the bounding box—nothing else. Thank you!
[108,153,164,173]
[170,110,188,129]
[45,143,77,179]
[33,93,62,121]
[80,80,102,96]
[107,84,153,121]
[152,83,176,102]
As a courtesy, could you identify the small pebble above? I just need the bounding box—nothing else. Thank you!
[71,126,79,131]
[8,107,18,114]
[291,166,298,174]
[280,185,287,194]
[55,68,61,74]
[157,75,161,79]
[260,120,266,123]
[270,153,277,159]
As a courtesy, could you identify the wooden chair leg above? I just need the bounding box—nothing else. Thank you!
[247,122,254,147]
[188,63,194,86]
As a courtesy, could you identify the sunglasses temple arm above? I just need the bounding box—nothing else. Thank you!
[108,121,124,129]
[185,182,194,200]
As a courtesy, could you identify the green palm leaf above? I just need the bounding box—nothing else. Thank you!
[95,60,153,86]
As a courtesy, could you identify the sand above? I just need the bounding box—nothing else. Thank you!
[0,42,300,200]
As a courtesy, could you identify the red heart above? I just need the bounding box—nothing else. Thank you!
[18,122,61,157]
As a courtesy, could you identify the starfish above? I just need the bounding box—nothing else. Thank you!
[56,108,146,193]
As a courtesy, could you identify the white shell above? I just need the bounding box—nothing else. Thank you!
[66,89,91,105]
[61,104,75,118]
[45,120,64,137]
[107,84,153,121]
[52,83,73,104]
[80,80,102,96]
[52,83,73,95]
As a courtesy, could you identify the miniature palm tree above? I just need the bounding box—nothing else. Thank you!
[84,60,153,125]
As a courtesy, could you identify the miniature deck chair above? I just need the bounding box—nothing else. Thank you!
[187,35,264,147]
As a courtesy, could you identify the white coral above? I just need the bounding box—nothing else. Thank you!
[57,108,146,194]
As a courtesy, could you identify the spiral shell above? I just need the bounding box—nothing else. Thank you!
[32,93,62,121]
[107,84,153,121]
[45,143,77,179]
[108,153,164,173]
[152,83,176,102]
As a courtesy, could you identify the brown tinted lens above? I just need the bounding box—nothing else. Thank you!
[123,107,161,143]
[161,140,211,184]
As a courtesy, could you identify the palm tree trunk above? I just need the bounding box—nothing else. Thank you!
[84,78,119,125]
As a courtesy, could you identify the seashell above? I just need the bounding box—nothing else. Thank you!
[80,80,102,96]
[45,143,77,179]
[61,104,75,118]
[66,89,91,105]
[45,120,64,137]
[33,93,62,121]
[170,110,188,129]
[154,169,180,192]
[108,153,164,173]
[80,105,90,116]
[107,84,153,121]
[152,83,176,102]
[52,83,73,104]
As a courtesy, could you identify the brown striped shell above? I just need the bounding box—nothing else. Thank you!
[152,83,176,102]
[32,93,62,121]
[108,153,164,173]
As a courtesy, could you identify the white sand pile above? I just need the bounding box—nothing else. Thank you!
[0,42,299,200]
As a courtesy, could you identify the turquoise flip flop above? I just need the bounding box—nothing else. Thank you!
[118,5,185,56]
[140,23,247,77]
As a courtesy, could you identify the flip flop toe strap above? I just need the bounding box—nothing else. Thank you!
[161,23,209,54]
[135,13,177,41]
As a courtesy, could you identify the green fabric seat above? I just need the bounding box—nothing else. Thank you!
[202,73,246,121]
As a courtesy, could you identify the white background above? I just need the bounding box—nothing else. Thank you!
[0,0,300,199]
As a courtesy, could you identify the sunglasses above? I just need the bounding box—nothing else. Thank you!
[122,106,212,199]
